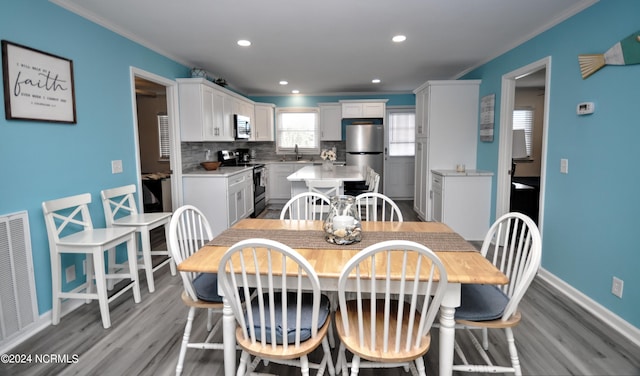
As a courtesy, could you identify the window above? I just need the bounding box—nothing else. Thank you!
[275,107,320,154]
[512,108,533,156]
[387,109,415,156]
[157,113,170,160]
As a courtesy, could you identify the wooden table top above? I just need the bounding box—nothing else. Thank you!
[177,218,508,285]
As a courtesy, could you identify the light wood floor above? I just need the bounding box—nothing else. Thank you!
[3,202,639,376]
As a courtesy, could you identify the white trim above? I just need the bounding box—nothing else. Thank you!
[538,268,640,348]
[129,67,183,209]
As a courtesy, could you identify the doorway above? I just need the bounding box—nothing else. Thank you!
[129,68,182,213]
[383,107,416,199]
[496,57,550,231]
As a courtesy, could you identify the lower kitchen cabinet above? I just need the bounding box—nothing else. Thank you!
[182,170,254,237]
[431,169,493,241]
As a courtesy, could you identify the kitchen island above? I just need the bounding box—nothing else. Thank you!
[286,165,364,197]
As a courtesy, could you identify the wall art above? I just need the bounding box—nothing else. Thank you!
[2,40,76,123]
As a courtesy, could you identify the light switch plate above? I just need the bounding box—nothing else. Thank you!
[560,159,568,174]
[111,160,123,174]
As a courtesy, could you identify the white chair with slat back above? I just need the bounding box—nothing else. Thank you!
[101,184,176,293]
[167,205,225,376]
[355,192,403,222]
[335,240,448,376]
[218,238,335,376]
[306,179,342,198]
[42,193,141,329]
[280,192,331,220]
[452,212,542,376]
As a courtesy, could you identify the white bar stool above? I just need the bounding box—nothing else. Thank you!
[42,193,141,329]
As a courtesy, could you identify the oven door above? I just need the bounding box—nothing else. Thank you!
[251,167,267,217]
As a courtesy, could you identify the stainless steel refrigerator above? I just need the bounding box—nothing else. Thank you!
[346,123,384,190]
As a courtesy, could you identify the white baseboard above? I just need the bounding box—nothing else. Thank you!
[538,268,640,347]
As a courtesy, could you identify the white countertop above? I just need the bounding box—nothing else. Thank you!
[286,165,364,182]
[431,169,494,177]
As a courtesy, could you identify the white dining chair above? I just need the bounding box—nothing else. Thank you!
[355,192,403,222]
[42,193,141,329]
[101,184,176,293]
[335,240,448,376]
[218,238,335,376]
[452,212,542,375]
[280,192,331,220]
[306,178,342,198]
[167,205,224,376]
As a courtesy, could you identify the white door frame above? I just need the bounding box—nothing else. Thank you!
[129,67,183,210]
[496,56,551,233]
[384,106,416,199]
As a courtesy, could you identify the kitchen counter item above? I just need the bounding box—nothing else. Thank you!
[200,161,221,170]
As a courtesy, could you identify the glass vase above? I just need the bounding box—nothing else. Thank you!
[322,159,334,171]
[323,195,362,245]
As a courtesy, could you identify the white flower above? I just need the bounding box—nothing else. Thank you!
[320,149,336,161]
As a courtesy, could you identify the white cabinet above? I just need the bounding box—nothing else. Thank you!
[268,163,296,202]
[319,103,342,140]
[182,170,254,237]
[252,103,275,141]
[177,78,257,142]
[431,170,493,240]
[413,80,481,221]
[339,100,387,118]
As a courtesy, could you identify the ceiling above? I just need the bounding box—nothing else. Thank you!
[52,0,596,96]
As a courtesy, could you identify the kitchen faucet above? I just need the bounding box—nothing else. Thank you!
[294,144,301,160]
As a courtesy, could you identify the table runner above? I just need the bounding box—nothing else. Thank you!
[207,228,477,252]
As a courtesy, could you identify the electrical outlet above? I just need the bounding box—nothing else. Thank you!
[65,265,76,283]
[612,276,624,298]
[111,160,123,174]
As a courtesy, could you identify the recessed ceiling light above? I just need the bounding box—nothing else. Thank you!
[237,39,251,47]
[392,35,407,43]
[279,80,288,85]
[291,89,300,94]
[372,79,381,84]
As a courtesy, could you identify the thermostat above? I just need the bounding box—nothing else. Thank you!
[577,102,595,115]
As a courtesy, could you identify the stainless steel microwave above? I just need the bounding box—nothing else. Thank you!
[234,114,251,139]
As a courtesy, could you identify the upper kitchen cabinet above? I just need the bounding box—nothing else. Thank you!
[252,103,275,141]
[177,78,255,142]
[413,80,481,221]
[319,103,342,141]
[339,99,387,118]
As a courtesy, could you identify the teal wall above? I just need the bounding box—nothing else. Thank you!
[0,1,189,314]
[464,1,639,327]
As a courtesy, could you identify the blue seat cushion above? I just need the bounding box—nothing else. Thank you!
[246,292,330,344]
[455,284,509,321]
[192,273,224,303]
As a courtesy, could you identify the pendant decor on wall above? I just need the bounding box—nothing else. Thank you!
[579,30,640,79]
[1,40,77,123]
[479,93,495,142]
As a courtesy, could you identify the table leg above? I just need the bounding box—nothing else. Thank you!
[439,283,461,376]
[223,297,236,376]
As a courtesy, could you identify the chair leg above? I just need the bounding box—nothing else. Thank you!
[350,355,360,376]
[139,230,155,293]
[482,327,489,350]
[300,355,310,376]
[237,351,250,376]
[85,254,95,304]
[322,337,336,376]
[506,327,522,376]
[176,306,196,376]
[107,248,116,290]
[207,308,214,331]
[51,252,62,325]
[92,249,111,329]
[414,357,427,376]
[125,235,142,303]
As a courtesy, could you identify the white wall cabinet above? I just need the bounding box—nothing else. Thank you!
[413,80,481,221]
[339,100,387,118]
[252,103,275,141]
[431,170,493,240]
[319,103,342,140]
[182,170,254,237]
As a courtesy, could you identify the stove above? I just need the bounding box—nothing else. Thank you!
[217,150,266,218]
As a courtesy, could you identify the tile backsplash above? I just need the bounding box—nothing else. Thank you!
[182,141,346,171]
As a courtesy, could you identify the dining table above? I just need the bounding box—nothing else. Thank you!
[177,218,508,376]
